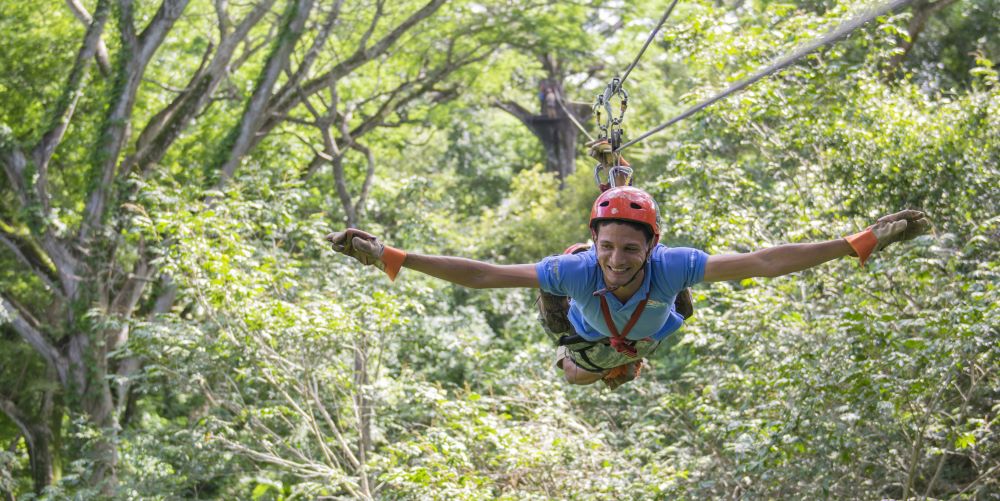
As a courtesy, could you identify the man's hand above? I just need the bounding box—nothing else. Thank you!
[325,228,385,266]
[325,229,407,280]
[587,139,629,167]
[871,209,931,250]
[846,209,931,265]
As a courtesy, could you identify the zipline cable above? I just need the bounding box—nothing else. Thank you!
[557,97,596,142]
[591,0,681,151]
[620,0,682,86]
[617,0,917,152]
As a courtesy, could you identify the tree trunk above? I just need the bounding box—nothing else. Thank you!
[0,393,57,494]
[496,78,590,187]
[553,112,582,183]
[29,422,55,494]
[63,326,119,495]
[82,371,119,494]
[884,0,960,79]
[2,0,482,495]
[353,328,373,498]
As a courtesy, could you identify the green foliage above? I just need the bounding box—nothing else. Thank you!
[475,164,592,264]
[0,447,29,497]
[0,1,80,140]
[901,0,1000,91]
[2,0,997,498]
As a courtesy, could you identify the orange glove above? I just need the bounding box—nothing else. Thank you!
[845,210,931,265]
[325,228,407,280]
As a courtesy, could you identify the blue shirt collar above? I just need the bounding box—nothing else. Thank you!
[596,259,652,309]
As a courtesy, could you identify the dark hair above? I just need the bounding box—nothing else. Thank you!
[591,219,654,244]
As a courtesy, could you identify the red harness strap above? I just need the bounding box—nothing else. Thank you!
[598,294,648,357]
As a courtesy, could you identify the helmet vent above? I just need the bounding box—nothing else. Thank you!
[630,202,642,209]
[599,201,610,207]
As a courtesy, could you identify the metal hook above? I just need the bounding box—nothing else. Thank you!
[593,77,629,150]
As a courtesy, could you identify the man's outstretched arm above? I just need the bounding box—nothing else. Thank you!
[403,254,539,289]
[702,209,931,283]
[326,228,539,289]
[703,239,852,282]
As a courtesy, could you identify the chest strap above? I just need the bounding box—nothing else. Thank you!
[599,294,648,357]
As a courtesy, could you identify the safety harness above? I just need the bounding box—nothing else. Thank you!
[590,245,654,357]
[598,293,648,357]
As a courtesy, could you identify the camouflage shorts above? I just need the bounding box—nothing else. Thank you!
[554,337,661,372]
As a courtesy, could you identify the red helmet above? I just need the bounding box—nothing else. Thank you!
[589,187,660,245]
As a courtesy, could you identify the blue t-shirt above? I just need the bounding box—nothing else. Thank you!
[535,245,709,342]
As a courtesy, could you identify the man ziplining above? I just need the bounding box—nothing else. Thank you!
[325,0,932,390]
[325,185,930,390]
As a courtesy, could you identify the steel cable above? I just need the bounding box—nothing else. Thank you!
[618,0,917,152]
[557,97,596,142]
[620,0,682,86]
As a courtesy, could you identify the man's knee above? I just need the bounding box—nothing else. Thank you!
[562,358,603,385]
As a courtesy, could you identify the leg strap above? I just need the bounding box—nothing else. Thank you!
[557,336,611,372]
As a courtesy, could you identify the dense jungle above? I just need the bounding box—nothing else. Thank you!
[1,0,997,498]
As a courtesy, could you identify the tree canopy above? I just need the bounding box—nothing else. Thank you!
[1,0,997,498]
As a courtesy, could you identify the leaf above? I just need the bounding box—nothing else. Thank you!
[252,483,272,500]
[955,433,976,450]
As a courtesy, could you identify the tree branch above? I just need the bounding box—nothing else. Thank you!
[275,0,345,101]
[885,0,960,78]
[0,398,29,433]
[494,100,535,123]
[346,47,491,141]
[0,398,34,459]
[267,0,447,124]
[331,106,355,225]
[308,374,361,470]
[350,142,375,222]
[130,0,276,176]
[0,126,32,208]
[216,0,314,186]
[136,0,189,62]
[357,0,385,50]
[131,41,216,154]
[212,0,231,36]
[0,226,62,295]
[79,0,190,243]
[0,294,67,385]
[1,127,80,299]
[232,24,277,70]
[65,0,112,75]
[33,0,112,198]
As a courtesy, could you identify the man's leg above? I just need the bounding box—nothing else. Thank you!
[556,346,605,385]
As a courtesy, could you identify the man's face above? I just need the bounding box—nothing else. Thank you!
[594,222,651,288]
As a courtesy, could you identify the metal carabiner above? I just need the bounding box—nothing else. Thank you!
[593,163,634,192]
[593,77,629,150]
[608,164,634,187]
[592,76,633,191]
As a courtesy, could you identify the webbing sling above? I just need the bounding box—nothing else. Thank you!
[598,293,648,357]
